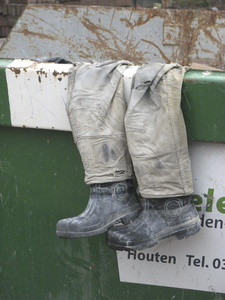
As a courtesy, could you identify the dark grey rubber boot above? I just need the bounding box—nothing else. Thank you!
[105,196,200,251]
[56,180,141,239]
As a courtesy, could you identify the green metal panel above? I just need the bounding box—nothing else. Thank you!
[182,70,225,143]
[0,59,13,126]
[0,126,224,300]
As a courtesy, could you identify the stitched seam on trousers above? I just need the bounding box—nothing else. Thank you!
[166,69,186,195]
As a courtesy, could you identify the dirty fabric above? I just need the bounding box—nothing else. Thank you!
[125,63,193,198]
[66,60,134,184]
[67,61,193,198]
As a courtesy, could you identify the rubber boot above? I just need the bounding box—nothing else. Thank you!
[56,180,141,239]
[105,196,200,251]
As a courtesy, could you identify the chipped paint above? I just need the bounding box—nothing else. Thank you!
[5,59,73,131]
[9,67,21,76]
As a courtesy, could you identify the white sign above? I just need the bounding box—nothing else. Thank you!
[117,141,225,294]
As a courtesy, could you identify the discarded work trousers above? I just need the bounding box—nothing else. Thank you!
[66,60,193,199]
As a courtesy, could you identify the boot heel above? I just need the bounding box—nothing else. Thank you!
[175,222,200,240]
[121,210,139,225]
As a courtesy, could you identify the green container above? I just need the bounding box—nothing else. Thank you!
[1,60,225,299]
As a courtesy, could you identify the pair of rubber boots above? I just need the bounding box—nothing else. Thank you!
[56,180,200,251]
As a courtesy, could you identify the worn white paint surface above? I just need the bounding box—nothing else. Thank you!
[6,59,73,131]
[6,60,138,131]
[117,141,225,294]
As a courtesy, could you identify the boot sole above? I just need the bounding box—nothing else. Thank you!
[56,209,140,239]
[106,218,201,251]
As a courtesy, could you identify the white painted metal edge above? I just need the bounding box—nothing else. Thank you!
[6,59,73,131]
[6,59,138,132]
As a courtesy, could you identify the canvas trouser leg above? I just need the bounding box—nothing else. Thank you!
[125,63,193,198]
[56,60,141,239]
[106,63,200,251]
[67,60,134,185]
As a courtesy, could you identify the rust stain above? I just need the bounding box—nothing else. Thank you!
[53,70,58,76]
[63,5,78,18]
[21,28,56,41]
[36,68,46,75]
[29,4,78,17]
[166,32,172,41]
[133,13,153,27]
[204,29,222,46]
[79,13,163,64]
[9,67,21,75]
[120,18,133,28]
[25,11,61,35]
[23,61,39,72]
[120,11,154,29]
[110,8,116,28]
[168,9,225,68]
[78,9,175,64]
[52,70,68,77]
[6,7,225,69]
[141,39,170,63]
